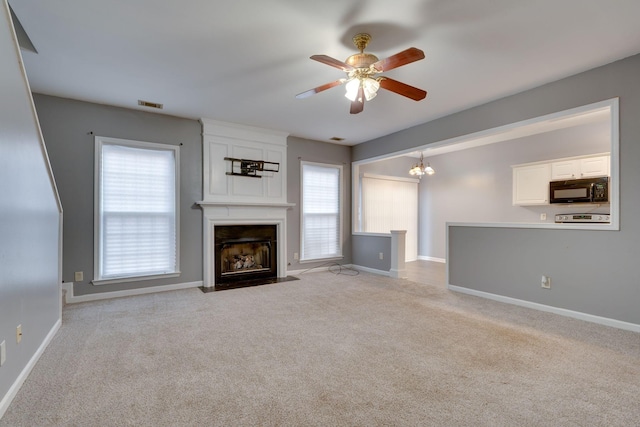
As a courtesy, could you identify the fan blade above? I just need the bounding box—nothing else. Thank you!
[350,87,365,114]
[296,79,345,99]
[379,77,427,101]
[372,47,425,72]
[311,55,355,72]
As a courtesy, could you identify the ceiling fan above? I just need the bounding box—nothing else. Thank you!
[296,33,427,114]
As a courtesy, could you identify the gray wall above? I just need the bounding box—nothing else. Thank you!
[33,94,203,296]
[31,96,355,295]
[351,235,391,272]
[359,155,416,177]
[353,53,640,326]
[448,225,638,324]
[1,3,61,413]
[286,136,352,271]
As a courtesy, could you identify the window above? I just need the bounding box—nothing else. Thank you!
[361,174,418,261]
[301,162,343,261]
[94,136,179,284]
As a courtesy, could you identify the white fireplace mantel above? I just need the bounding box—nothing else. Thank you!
[197,201,294,209]
[198,201,294,288]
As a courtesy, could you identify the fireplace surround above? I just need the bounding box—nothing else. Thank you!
[199,203,292,289]
[198,119,293,289]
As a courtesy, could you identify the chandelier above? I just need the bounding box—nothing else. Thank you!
[409,152,434,177]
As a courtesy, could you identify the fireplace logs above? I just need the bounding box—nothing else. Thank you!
[214,224,277,289]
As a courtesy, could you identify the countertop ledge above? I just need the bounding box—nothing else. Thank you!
[447,221,617,231]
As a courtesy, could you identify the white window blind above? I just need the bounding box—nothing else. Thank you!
[301,162,342,261]
[95,137,179,282]
[361,174,418,261]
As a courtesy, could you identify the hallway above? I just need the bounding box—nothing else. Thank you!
[405,260,446,287]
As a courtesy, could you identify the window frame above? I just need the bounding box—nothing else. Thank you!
[300,161,344,263]
[93,136,180,285]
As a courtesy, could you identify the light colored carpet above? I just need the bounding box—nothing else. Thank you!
[2,269,639,426]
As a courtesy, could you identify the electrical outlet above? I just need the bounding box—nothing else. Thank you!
[16,325,22,343]
[541,275,551,289]
[74,271,84,282]
[0,340,6,366]
[293,253,299,260]
[540,213,547,221]
[379,252,384,260]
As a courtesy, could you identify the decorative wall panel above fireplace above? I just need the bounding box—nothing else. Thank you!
[200,119,289,204]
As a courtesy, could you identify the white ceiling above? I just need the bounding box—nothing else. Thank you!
[9,0,640,145]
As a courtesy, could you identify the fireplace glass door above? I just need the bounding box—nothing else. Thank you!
[214,224,277,288]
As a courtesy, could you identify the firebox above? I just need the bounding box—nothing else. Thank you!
[214,224,277,289]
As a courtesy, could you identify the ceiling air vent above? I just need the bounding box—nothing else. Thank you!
[138,100,163,109]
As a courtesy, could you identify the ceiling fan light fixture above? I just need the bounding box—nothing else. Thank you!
[362,77,380,101]
[299,33,426,113]
[344,77,380,102]
[344,78,360,101]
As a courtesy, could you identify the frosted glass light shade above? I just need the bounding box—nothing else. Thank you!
[362,78,379,101]
[345,77,380,102]
[344,78,360,101]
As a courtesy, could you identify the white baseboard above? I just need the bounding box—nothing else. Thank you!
[61,282,72,304]
[288,264,390,277]
[448,284,640,333]
[287,268,318,276]
[287,264,352,276]
[62,280,203,304]
[0,318,61,419]
[418,256,446,263]
[349,265,390,277]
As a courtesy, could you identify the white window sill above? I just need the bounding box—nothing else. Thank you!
[92,272,181,286]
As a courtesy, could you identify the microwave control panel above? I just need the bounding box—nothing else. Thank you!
[555,214,610,223]
[593,183,608,201]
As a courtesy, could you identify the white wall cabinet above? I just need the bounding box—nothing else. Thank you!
[579,155,609,178]
[550,160,579,180]
[514,153,609,205]
[551,155,609,180]
[512,163,551,205]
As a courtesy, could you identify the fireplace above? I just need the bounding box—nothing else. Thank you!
[214,224,277,289]
[197,119,293,290]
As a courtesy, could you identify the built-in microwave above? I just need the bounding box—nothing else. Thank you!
[549,176,609,204]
